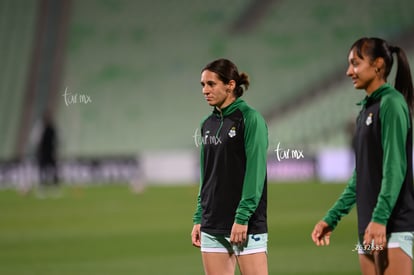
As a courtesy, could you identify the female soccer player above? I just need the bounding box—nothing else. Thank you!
[191,58,268,275]
[311,37,414,275]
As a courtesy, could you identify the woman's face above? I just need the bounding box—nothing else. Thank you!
[200,70,235,109]
[346,49,379,94]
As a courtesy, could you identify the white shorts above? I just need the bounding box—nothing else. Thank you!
[357,232,413,259]
[200,231,268,256]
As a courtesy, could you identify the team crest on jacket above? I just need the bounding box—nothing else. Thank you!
[366,113,373,126]
[228,126,236,138]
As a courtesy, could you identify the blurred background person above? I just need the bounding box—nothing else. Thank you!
[34,111,60,197]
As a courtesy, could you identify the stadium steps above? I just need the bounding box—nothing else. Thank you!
[57,0,414,156]
[268,50,414,153]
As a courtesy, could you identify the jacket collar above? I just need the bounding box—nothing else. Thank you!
[213,98,244,117]
[357,83,391,107]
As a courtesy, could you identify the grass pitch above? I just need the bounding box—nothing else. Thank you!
[0,182,362,274]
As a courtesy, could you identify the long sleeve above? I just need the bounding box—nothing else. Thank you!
[192,127,205,225]
[322,171,357,230]
[372,96,410,225]
[235,110,268,225]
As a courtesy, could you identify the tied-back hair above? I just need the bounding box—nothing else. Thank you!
[202,58,250,98]
[350,37,414,112]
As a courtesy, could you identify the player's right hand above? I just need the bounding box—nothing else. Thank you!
[191,224,201,248]
[311,220,332,246]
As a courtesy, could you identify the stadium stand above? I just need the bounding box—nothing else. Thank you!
[58,0,252,156]
[3,0,413,158]
[267,49,414,153]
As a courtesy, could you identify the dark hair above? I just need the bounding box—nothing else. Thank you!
[350,37,414,111]
[202,58,249,98]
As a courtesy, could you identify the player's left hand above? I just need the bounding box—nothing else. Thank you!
[363,221,386,253]
[230,223,248,245]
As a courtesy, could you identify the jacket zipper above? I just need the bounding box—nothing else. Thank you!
[216,109,224,139]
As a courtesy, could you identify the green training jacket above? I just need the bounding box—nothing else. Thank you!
[192,98,268,235]
[323,84,414,235]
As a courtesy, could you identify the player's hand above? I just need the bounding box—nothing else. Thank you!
[191,224,201,248]
[363,221,386,253]
[311,220,332,246]
[230,223,248,245]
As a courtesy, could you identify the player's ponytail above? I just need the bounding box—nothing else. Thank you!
[390,45,414,111]
[234,72,250,98]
